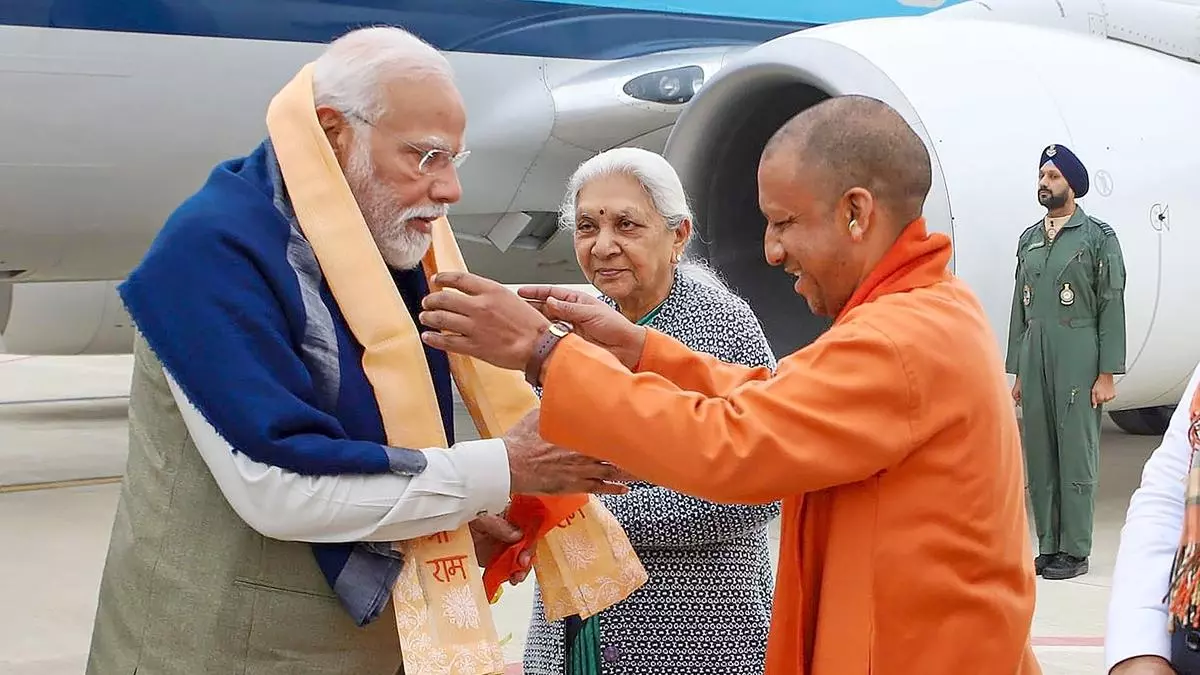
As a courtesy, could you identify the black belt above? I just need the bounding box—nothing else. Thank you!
[1025,317,1097,328]
[1172,622,1200,673]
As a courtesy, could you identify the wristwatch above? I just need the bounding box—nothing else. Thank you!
[525,321,573,387]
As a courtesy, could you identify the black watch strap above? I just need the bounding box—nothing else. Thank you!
[525,322,572,387]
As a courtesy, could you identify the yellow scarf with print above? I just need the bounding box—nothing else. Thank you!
[265,62,647,675]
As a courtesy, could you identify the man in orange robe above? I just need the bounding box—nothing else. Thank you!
[419,95,1042,674]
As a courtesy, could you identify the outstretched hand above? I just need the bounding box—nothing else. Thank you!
[420,271,551,371]
[518,285,647,370]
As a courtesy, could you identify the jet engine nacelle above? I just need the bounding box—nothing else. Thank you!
[0,280,134,355]
[664,15,1200,413]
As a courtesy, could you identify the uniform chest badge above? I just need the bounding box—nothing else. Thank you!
[1059,283,1075,306]
[1022,284,1031,306]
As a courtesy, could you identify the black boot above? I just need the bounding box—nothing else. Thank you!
[1043,554,1089,580]
[1034,553,1059,576]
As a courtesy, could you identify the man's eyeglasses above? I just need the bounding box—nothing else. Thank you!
[400,138,470,175]
[345,111,470,175]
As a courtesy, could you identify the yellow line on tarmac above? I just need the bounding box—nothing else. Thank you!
[0,476,122,494]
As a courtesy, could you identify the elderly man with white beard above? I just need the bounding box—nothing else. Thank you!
[84,26,627,675]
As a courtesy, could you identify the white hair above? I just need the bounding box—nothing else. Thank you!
[312,25,454,124]
[558,147,730,291]
[311,27,452,270]
[559,147,691,232]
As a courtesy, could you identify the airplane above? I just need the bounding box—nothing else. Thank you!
[0,0,1196,437]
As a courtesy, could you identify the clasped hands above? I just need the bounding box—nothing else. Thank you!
[421,271,648,584]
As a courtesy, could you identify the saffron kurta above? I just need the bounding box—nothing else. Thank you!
[538,219,1041,675]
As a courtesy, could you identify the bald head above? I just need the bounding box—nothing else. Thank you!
[763,95,932,225]
[757,96,935,317]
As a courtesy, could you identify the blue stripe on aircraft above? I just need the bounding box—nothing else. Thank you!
[523,0,965,24]
[0,0,954,61]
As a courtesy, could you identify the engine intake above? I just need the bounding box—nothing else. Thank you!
[0,280,134,355]
[663,15,1200,410]
[668,69,835,356]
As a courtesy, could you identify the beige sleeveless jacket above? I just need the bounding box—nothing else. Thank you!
[85,333,403,675]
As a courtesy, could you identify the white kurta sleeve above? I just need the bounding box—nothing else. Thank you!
[1105,363,1200,672]
[164,370,511,544]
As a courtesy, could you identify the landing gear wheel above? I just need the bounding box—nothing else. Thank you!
[1109,406,1175,436]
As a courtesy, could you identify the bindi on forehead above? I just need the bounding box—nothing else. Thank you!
[580,205,644,222]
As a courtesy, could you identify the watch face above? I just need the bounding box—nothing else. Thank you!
[549,322,570,337]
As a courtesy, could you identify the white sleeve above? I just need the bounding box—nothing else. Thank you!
[1104,363,1200,672]
[164,370,511,544]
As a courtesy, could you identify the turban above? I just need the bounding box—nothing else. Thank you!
[1040,144,1089,198]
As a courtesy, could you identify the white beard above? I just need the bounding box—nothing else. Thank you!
[344,136,443,270]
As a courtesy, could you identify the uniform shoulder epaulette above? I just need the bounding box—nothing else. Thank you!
[1091,218,1116,237]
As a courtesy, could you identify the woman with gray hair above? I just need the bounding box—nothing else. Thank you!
[522,147,780,675]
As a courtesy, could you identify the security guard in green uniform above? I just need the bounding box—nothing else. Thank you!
[1005,144,1127,581]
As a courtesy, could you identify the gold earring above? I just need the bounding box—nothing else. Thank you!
[848,219,859,233]
[671,251,680,264]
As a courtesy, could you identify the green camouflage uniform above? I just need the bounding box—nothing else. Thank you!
[1005,205,1127,560]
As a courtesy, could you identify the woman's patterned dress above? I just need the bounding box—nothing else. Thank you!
[523,268,781,675]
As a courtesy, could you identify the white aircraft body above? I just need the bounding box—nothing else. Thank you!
[0,0,1197,435]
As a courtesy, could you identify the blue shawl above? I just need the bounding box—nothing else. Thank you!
[118,140,456,626]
